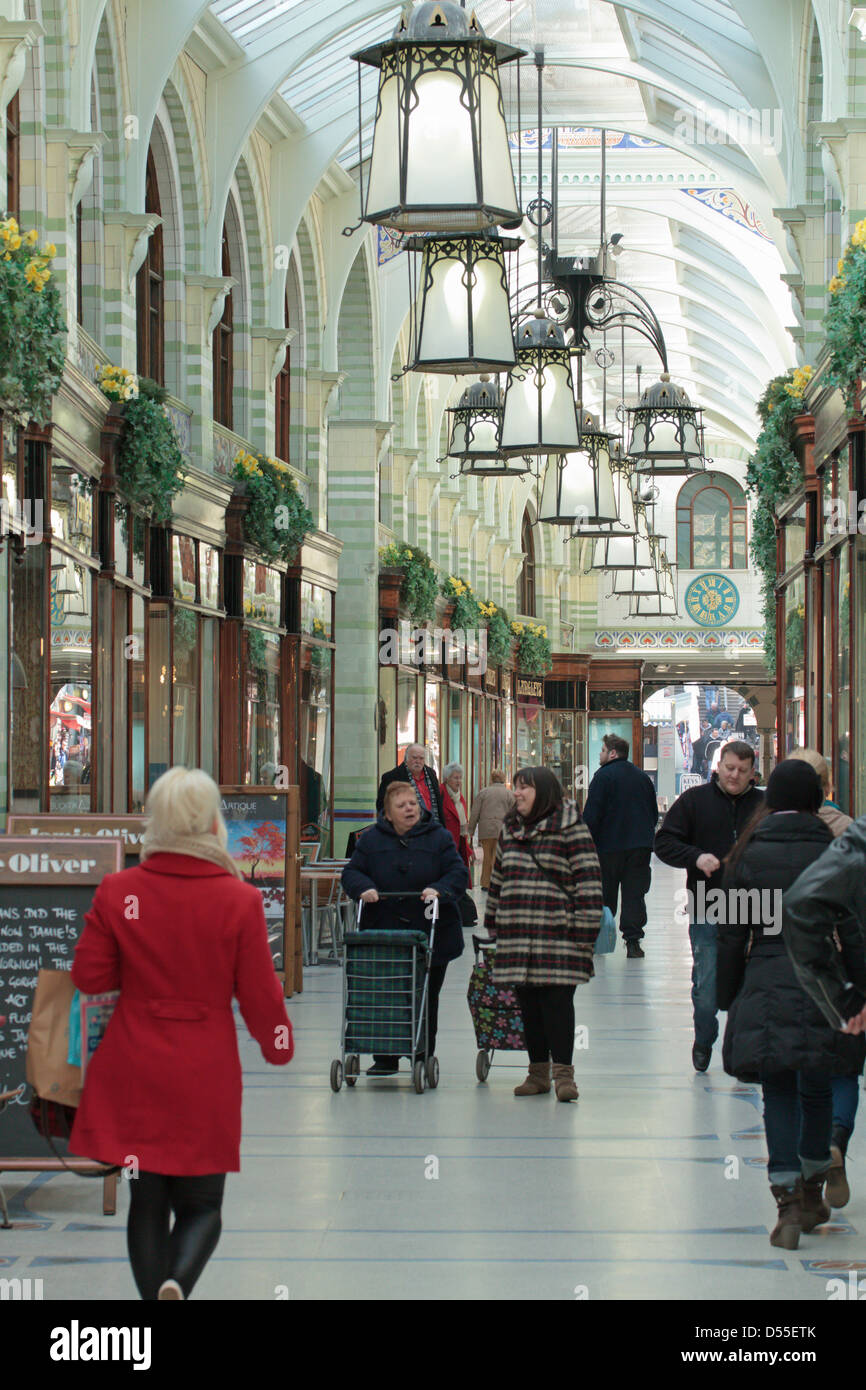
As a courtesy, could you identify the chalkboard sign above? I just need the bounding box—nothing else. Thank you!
[220,788,294,979]
[6,815,146,868]
[0,837,122,1158]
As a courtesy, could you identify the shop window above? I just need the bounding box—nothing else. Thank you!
[783,574,806,754]
[275,291,290,464]
[543,712,576,799]
[213,225,234,429]
[136,147,164,386]
[836,548,850,812]
[425,681,441,777]
[378,665,397,781]
[200,615,220,780]
[130,594,146,809]
[10,546,45,811]
[6,91,19,221]
[244,628,281,784]
[48,553,94,810]
[676,474,747,569]
[517,510,536,616]
[300,580,331,639]
[244,559,281,626]
[172,533,197,602]
[784,503,807,570]
[398,673,419,763]
[173,606,199,768]
[300,644,331,852]
[147,606,171,787]
[50,463,94,559]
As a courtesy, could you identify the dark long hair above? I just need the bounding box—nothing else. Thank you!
[723,803,772,875]
[508,766,564,829]
[724,759,823,875]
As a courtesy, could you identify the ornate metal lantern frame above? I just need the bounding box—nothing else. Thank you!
[627,373,707,474]
[353,4,524,234]
[404,233,520,375]
[446,377,532,477]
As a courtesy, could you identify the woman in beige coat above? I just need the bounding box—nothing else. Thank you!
[468,770,515,890]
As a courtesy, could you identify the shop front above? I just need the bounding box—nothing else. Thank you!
[292,540,340,856]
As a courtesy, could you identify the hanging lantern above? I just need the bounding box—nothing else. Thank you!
[609,537,664,596]
[500,310,580,459]
[446,377,531,477]
[627,372,707,475]
[630,556,678,616]
[406,233,519,374]
[592,495,652,568]
[538,410,618,527]
[355,2,523,234]
[568,447,636,541]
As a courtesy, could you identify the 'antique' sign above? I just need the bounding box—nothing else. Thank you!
[515,677,544,702]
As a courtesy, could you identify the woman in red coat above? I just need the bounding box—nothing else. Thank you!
[70,767,294,1301]
[441,761,472,872]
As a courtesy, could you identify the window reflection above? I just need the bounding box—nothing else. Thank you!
[48,552,93,809]
[300,645,331,854]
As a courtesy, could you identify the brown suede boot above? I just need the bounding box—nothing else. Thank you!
[513,1062,551,1096]
[552,1063,578,1102]
[798,1175,831,1233]
[769,1184,802,1250]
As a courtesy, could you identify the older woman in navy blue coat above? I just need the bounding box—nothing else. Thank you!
[342,781,468,1075]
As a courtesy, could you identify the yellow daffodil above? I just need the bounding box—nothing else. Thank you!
[44,243,57,258]
[829,275,845,296]
[25,228,38,245]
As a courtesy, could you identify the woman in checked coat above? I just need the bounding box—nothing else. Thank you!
[483,767,603,1101]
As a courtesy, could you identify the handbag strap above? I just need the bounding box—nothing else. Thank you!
[520,838,578,908]
[32,1098,120,1179]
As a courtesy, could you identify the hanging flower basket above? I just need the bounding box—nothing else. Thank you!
[96,367,185,526]
[232,449,314,563]
[378,541,438,622]
[511,620,552,676]
[0,216,66,428]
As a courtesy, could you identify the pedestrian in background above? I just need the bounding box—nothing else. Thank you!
[467,769,515,892]
[654,741,763,1072]
[484,767,602,1102]
[441,762,472,874]
[376,743,444,824]
[581,733,658,959]
[718,761,866,1248]
[789,746,853,840]
[70,767,294,1300]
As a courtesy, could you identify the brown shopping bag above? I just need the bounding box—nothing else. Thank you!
[25,968,82,1109]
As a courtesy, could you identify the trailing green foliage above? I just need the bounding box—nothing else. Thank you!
[115,377,186,526]
[745,368,811,676]
[247,626,268,675]
[480,601,512,666]
[379,541,439,621]
[440,573,482,632]
[511,619,552,676]
[0,215,66,428]
[826,218,866,409]
[233,447,314,563]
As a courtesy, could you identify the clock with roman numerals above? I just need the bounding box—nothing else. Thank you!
[684,573,739,627]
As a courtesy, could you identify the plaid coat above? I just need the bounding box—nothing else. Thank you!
[483,801,603,987]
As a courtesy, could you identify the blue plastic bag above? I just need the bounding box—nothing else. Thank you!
[594,906,617,955]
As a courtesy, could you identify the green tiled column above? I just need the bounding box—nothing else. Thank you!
[329,419,391,846]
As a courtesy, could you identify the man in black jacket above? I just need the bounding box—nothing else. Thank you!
[582,733,658,959]
[376,743,444,824]
[654,740,763,1072]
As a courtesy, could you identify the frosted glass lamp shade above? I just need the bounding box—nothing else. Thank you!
[408,235,517,374]
[500,315,579,457]
[627,373,706,474]
[356,3,523,233]
[447,378,532,477]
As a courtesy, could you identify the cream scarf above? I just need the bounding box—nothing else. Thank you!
[445,784,468,835]
[140,829,242,879]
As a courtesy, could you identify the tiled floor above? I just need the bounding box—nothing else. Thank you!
[1,860,863,1300]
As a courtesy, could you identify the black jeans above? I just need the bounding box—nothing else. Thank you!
[374,962,447,1067]
[599,847,652,941]
[515,984,576,1065]
[761,1070,833,1187]
[127,1171,226,1300]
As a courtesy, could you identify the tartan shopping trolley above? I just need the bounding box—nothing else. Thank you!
[467,934,526,1082]
[330,893,440,1095]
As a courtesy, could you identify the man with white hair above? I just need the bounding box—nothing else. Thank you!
[376,743,444,825]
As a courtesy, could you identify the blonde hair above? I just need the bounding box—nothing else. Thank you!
[490,768,506,784]
[141,767,241,877]
[789,747,830,794]
[384,782,418,816]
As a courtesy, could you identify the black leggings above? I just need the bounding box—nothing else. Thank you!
[127,1171,226,1300]
[515,985,576,1064]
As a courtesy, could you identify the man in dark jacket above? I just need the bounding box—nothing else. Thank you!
[342,781,467,1076]
[654,740,763,1072]
[582,733,658,959]
[376,743,444,824]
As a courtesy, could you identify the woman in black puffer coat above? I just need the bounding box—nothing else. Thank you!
[341,781,467,1076]
[718,760,866,1251]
